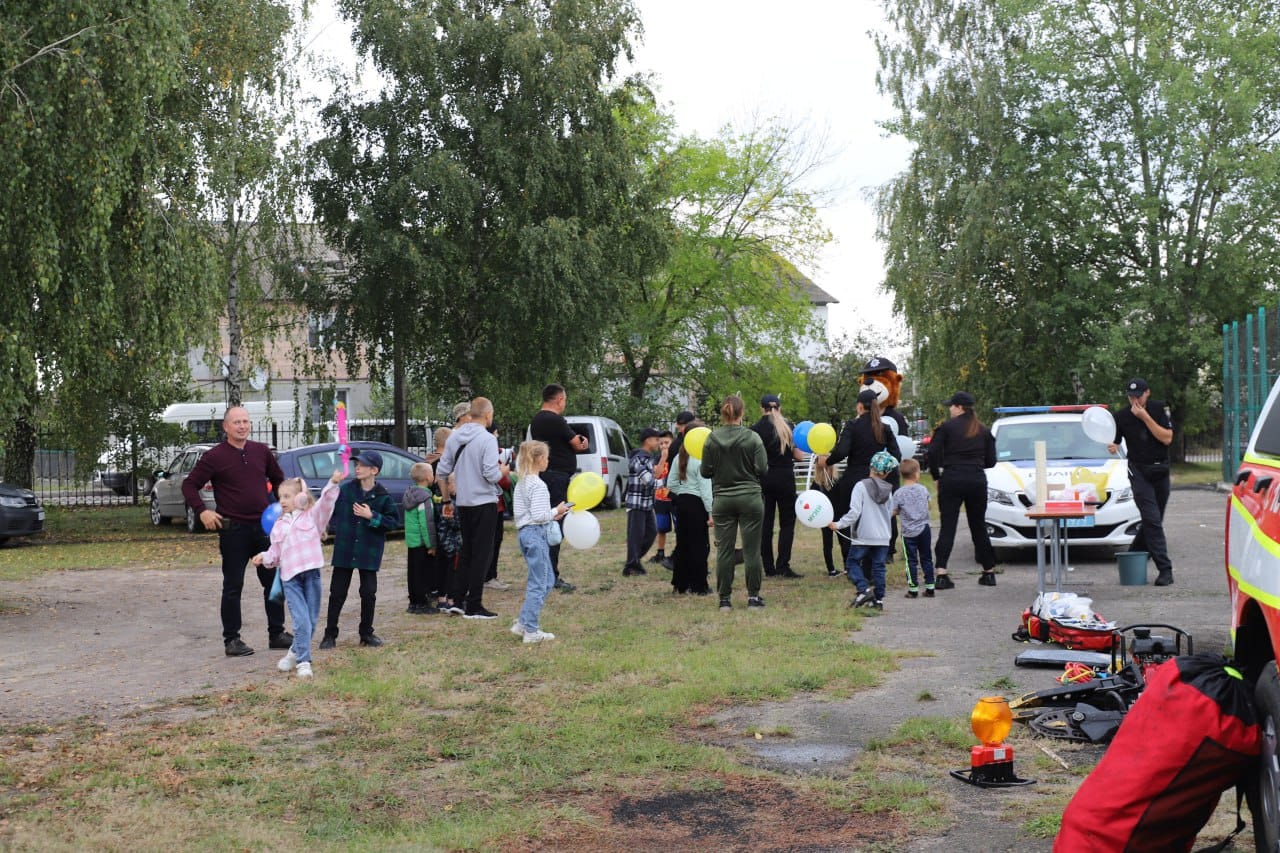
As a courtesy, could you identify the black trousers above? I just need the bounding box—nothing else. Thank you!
[934,471,996,571]
[325,566,378,638]
[672,493,711,593]
[1130,467,1172,573]
[407,545,432,606]
[760,467,797,575]
[486,510,505,581]
[625,508,657,571]
[455,503,499,609]
[218,521,285,642]
[542,470,571,576]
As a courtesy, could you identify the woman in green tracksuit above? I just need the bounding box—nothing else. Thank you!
[700,394,768,611]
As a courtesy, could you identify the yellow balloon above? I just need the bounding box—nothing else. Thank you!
[683,426,711,460]
[566,472,606,511]
[808,422,837,455]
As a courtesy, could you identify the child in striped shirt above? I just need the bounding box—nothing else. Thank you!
[510,440,569,644]
[253,471,343,678]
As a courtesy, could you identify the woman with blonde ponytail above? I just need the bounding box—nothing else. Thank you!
[700,395,769,611]
[750,394,806,579]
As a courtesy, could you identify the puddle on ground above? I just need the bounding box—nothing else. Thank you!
[749,740,858,769]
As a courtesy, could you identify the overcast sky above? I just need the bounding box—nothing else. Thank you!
[304,0,911,345]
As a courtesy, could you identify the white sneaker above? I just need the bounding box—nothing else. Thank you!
[277,650,297,672]
[510,621,527,637]
[523,629,556,644]
[295,661,313,679]
[484,578,510,591]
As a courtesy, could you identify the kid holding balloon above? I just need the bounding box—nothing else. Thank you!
[252,471,344,678]
[510,440,570,643]
[828,449,899,610]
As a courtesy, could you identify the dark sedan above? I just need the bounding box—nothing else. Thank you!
[275,441,424,508]
[0,483,45,544]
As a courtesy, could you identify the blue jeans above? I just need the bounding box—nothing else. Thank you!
[518,525,555,632]
[903,529,935,588]
[283,569,323,663]
[846,545,888,601]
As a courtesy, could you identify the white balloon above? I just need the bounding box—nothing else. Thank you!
[881,416,900,436]
[897,435,917,460]
[795,490,834,528]
[562,510,600,549]
[1081,406,1117,445]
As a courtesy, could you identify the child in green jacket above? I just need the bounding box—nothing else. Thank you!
[404,462,437,614]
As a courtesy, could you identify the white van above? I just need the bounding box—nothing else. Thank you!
[96,400,299,496]
[527,415,631,509]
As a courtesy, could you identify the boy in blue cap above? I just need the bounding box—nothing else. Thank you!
[828,449,899,610]
[319,448,401,648]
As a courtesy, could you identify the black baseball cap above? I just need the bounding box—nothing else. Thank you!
[856,389,879,406]
[639,427,662,441]
[1125,378,1149,397]
[760,394,781,409]
[944,391,976,407]
[675,411,696,425]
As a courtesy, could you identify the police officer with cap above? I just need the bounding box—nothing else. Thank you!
[1108,378,1175,586]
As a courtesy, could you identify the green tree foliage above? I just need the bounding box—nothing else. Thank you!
[173,0,309,406]
[0,3,218,486]
[876,0,1280,433]
[307,0,660,414]
[603,110,832,408]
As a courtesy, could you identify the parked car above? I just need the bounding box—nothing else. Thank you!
[527,416,630,509]
[982,406,1140,552]
[149,444,218,533]
[0,482,45,544]
[276,440,423,510]
[1227,375,1280,847]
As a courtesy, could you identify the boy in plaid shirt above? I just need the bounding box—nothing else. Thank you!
[320,449,401,649]
[253,470,344,679]
[622,428,662,577]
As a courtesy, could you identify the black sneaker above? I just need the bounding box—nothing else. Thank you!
[224,638,254,657]
[359,634,384,647]
[978,571,997,586]
[554,577,576,593]
[445,603,465,616]
[871,600,884,610]
[1153,571,1174,586]
[826,568,842,578]
[779,569,803,579]
[747,596,765,609]
[648,551,665,564]
[622,566,647,577]
[924,587,936,597]
[719,597,732,612]
[661,557,674,571]
[905,588,919,598]
[934,573,956,590]
[464,606,497,620]
[318,635,336,650]
[851,590,876,608]
[269,631,294,649]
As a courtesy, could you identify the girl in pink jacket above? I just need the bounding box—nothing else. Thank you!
[254,471,343,678]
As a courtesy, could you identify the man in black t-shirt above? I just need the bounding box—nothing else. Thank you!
[529,383,588,591]
[1108,378,1175,586]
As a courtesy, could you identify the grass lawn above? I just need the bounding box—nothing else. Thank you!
[0,503,1028,849]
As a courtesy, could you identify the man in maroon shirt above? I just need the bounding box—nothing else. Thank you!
[183,406,288,657]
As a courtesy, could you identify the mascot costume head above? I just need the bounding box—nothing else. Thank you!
[858,356,904,411]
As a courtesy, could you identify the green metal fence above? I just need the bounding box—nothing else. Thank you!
[1224,305,1280,481]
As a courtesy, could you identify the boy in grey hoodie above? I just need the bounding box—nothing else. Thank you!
[828,450,899,609]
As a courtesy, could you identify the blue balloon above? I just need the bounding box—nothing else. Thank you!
[261,501,283,534]
[794,420,815,454]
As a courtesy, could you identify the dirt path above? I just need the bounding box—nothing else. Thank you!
[0,489,1235,850]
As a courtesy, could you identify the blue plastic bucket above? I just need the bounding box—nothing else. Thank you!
[1117,551,1149,585]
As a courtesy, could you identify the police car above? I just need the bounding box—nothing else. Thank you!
[984,405,1141,551]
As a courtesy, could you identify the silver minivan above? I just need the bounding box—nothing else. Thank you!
[528,415,631,508]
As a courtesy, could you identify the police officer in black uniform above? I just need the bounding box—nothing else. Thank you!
[1108,378,1175,586]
